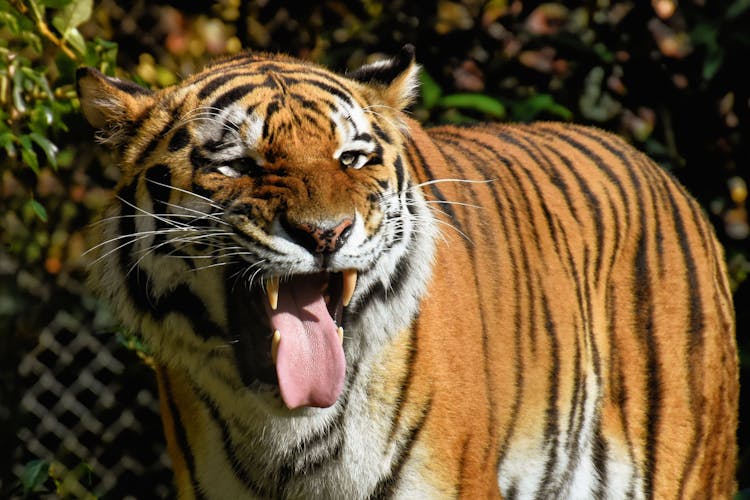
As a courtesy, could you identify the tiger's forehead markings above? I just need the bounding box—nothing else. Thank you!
[190,62,358,107]
[190,102,264,159]
[182,61,378,160]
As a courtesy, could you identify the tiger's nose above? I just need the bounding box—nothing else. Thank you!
[281,216,353,254]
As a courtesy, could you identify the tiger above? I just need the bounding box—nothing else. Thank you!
[77,45,738,499]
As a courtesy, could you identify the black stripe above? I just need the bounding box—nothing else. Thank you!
[393,155,405,193]
[354,132,373,142]
[135,116,175,165]
[664,182,706,498]
[189,59,258,86]
[144,164,173,253]
[565,318,584,464]
[283,77,353,106]
[283,76,355,106]
[192,386,268,496]
[609,282,640,499]
[189,146,210,171]
[592,425,609,497]
[162,370,205,499]
[457,435,472,498]
[290,93,321,112]
[262,100,280,139]
[198,71,247,99]
[505,479,519,500]
[368,395,433,499]
[168,126,191,152]
[538,289,562,495]
[372,121,392,144]
[635,231,659,500]
[385,325,418,443]
[145,164,171,214]
[117,179,225,339]
[109,76,152,96]
[210,83,256,111]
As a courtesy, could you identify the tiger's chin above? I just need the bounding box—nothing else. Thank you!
[228,268,357,410]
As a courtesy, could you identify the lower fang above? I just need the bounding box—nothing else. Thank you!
[337,326,344,344]
[272,330,281,364]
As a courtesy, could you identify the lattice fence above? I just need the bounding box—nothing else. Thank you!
[13,301,173,498]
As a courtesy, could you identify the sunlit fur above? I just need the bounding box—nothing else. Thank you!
[78,49,737,499]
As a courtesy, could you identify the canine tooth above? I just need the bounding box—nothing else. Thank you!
[342,269,357,307]
[337,326,344,344]
[272,330,281,364]
[267,276,279,310]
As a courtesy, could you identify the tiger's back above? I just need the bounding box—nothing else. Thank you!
[404,121,737,497]
[77,46,737,499]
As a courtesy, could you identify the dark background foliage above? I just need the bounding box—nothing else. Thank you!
[1,0,748,496]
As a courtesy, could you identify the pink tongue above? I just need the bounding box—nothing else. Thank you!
[265,275,345,410]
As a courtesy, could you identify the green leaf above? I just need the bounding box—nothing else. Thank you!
[65,27,86,56]
[11,63,27,113]
[19,135,39,173]
[0,130,14,156]
[20,30,43,54]
[510,94,573,122]
[20,459,50,494]
[419,70,443,110]
[117,331,152,356]
[52,0,92,38]
[83,37,119,72]
[20,66,53,99]
[29,132,59,168]
[438,93,506,118]
[29,199,48,222]
[0,11,20,34]
[727,0,750,19]
[702,47,724,81]
[26,0,46,23]
[40,0,74,7]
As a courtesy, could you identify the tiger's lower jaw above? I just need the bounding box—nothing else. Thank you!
[228,269,355,410]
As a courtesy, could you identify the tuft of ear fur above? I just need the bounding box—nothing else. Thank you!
[76,67,154,143]
[349,45,420,110]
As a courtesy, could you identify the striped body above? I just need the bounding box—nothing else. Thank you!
[77,48,737,499]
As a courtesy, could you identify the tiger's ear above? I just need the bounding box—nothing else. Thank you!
[349,45,419,110]
[76,67,155,141]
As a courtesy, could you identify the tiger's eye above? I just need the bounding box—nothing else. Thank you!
[217,157,264,177]
[340,151,358,167]
[339,151,370,169]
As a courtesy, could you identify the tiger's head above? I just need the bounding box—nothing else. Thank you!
[78,46,436,412]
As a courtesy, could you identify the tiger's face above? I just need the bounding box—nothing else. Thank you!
[79,47,435,411]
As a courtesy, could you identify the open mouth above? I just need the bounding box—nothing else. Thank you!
[229,269,357,410]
